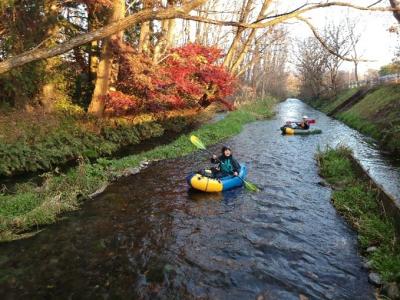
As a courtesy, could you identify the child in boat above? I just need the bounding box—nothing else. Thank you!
[211,146,241,178]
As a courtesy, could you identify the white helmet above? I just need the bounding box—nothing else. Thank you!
[303,115,308,119]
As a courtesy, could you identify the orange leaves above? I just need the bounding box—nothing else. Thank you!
[104,43,236,116]
[81,0,113,8]
[103,91,141,116]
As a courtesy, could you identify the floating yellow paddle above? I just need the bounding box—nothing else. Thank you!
[190,135,260,192]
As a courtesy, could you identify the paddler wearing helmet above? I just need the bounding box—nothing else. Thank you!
[297,116,310,130]
[210,145,241,178]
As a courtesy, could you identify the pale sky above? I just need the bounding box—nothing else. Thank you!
[177,0,398,75]
[281,0,397,73]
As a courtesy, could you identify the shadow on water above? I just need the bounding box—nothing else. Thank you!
[3,99,400,299]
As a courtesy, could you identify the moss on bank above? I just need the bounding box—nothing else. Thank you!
[0,98,276,241]
[0,109,207,177]
[317,147,400,284]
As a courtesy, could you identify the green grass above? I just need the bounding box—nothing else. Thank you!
[305,88,359,113]
[317,147,400,283]
[322,88,359,114]
[346,84,400,118]
[340,85,400,153]
[309,84,400,154]
[337,112,381,140]
[0,98,276,241]
[0,111,202,177]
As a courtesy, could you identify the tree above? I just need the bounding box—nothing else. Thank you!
[379,63,400,75]
[345,16,362,83]
[0,0,398,115]
[0,1,396,75]
[88,0,125,116]
[323,23,352,96]
[295,37,329,99]
[390,0,400,22]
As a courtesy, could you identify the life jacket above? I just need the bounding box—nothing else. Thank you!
[220,157,233,174]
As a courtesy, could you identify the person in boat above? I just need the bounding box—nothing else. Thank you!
[296,116,310,130]
[282,121,295,129]
[211,146,241,178]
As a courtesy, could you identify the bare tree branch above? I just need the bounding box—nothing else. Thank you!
[389,0,400,22]
[0,0,396,74]
[368,0,385,8]
[179,1,399,29]
[0,0,207,74]
[296,16,371,63]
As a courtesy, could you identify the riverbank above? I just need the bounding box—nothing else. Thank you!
[0,108,210,178]
[0,98,276,241]
[317,147,400,298]
[307,84,400,154]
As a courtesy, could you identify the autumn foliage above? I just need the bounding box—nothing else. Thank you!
[104,43,236,116]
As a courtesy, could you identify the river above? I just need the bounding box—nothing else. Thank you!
[1,98,399,299]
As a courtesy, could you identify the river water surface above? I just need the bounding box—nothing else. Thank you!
[1,99,400,299]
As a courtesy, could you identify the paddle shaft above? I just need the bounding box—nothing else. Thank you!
[287,119,315,124]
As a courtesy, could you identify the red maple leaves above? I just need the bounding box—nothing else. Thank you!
[104,43,236,116]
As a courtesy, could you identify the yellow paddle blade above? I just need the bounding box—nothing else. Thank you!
[190,135,206,150]
[243,180,260,192]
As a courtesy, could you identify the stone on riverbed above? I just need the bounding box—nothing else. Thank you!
[362,260,373,269]
[122,167,140,177]
[317,180,329,187]
[368,272,382,286]
[366,246,378,253]
[89,183,109,199]
[382,282,400,299]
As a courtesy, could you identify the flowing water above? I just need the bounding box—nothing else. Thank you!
[1,99,400,299]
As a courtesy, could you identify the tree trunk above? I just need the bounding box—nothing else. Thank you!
[354,62,359,83]
[154,1,176,62]
[390,0,400,23]
[166,18,176,46]
[223,0,253,69]
[88,6,99,84]
[231,0,273,74]
[40,0,60,112]
[139,0,152,53]
[88,0,125,117]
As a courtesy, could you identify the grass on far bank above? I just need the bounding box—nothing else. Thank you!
[317,147,400,283]
[0,98,276,241]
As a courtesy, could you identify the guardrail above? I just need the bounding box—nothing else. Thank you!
[348,73,400,88]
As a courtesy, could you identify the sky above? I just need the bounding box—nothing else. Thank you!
[280,0,398,74]
[176,0,398,76]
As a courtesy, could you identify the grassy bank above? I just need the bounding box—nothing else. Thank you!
[307,84,400,153]
[317,147,400,284]
[0,98,276,241]
[308,88,359,113]
[336,84,400,153]
[0,108,208,177]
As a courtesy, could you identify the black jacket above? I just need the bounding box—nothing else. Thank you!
[296,122,310,130]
